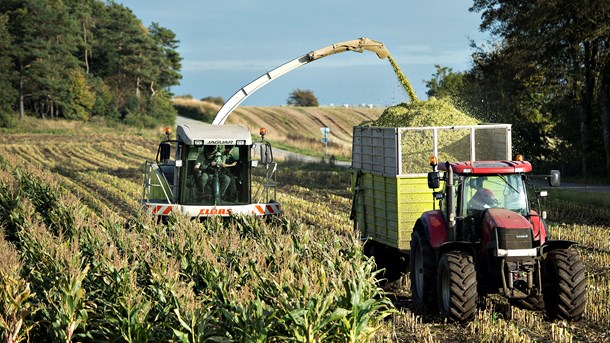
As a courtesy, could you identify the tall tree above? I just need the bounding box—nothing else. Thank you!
[470,0,610,176]
[425,65,465,99]
[0,0,181,125]
[4,0,81,119]
[287,89,319,107]
[0,13,17,121]
[93,2,164,116]
[149,22,182,95]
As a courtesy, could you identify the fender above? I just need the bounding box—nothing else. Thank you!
[419,210,447,248]
[529,210,548,245]
[439,241,477,259]
[539,240,578,256]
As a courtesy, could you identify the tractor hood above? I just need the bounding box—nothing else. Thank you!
[483,208,532,230]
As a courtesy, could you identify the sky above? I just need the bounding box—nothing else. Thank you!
[117,0,490,107]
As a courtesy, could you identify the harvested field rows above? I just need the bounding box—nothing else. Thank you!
[0,128,609,342]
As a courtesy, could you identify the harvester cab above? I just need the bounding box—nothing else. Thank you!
[142,123,280,219]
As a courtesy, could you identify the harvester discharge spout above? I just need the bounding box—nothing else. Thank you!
[211,37,389,125]
[309,37,390,60]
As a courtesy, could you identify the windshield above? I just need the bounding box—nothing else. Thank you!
[181,144,250,205]
[462,174,528,216]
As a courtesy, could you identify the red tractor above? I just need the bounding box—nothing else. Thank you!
[410,157,586,322]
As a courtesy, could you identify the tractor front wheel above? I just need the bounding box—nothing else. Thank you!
[437,251,478,322]
[543,248,586,321]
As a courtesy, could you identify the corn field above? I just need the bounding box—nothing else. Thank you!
[1,125,609,342]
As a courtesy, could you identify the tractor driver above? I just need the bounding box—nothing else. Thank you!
[221,145,239,201]
[467,176,497,211]
[193,145,231,201]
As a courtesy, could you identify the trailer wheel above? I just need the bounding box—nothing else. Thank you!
[364,241,402,283]
[437,251,477,322]
[410,229,436,313]
[543,248,586,321]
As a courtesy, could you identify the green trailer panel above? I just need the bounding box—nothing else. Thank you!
[354,172,436,251]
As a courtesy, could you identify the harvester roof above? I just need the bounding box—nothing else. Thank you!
[438,161,532,175]
[176,123,252,145]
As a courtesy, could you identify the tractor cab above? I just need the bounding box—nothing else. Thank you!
[428,159,558,243]
[142,123,280,219]
[435,161,533,217]
[430,159,560,225]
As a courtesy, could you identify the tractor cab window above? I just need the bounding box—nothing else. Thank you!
[181,144,250,205]
[462,175,528,216]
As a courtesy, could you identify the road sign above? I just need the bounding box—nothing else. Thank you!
[320,127,331,159]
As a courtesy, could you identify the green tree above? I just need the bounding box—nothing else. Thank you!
[0,0,182,125]
[63,70,95,120]
[90,77,119,119]
[93,2,152,115]
[65,0,100,75]
[149,22,182,92]
[470,0,610,176]
[92,2,181,120]
[425,65,465,99]
[0,13,17,126]
[3,0,81,119]
[287,89,319,107]
[201,96,225,105]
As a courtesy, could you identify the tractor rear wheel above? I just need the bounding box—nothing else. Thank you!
[410,229,436,313]
[543,248,586,321]
[437,251,478,322]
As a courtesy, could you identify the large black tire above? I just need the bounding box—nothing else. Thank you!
[410,229,437,313]
[437,251,478,322]
[543,248,586,321]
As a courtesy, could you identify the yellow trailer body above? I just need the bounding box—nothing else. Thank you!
[352,173,432,251]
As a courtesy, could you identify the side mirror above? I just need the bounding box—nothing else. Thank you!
[548,170,560,187]
[259,142,273,165]
[157,142,171,163]
[428,171,440,189]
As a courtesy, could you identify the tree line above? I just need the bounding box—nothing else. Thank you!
[0,0,181,128]
[426,0,610,177]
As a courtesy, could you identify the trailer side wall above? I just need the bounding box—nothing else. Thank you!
[353,173,433,251]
